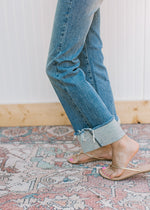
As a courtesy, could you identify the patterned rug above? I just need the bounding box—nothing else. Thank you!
[0,124,150,209]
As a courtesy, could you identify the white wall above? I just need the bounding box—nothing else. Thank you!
[0,0,149,104]
[144,0,150,99]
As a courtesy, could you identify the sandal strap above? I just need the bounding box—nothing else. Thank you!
[111,164,142,172]
[74,151,104,161]
[82,152,104,160]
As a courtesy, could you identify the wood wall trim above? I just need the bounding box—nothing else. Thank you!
[0,101,150,127]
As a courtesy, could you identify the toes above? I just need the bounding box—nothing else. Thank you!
[68,156,77,163]
[68,153,85,164]
[68,158,74,162]
[111,170,124,178]
[102,167,110,176]
[101,166,115,179]
[100,165,125,179]
[100,169,112,179]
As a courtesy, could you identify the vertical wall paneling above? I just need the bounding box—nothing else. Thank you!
[0,0,149,104]
[144,0,150,99]
[0,0,58,104]
[101,0,145,100]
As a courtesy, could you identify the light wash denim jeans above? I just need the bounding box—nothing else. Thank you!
[46,0,126,153]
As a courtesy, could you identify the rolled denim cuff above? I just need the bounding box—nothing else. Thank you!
[77,130,101,153]
[76,117,125,153]
[94,118,125,147]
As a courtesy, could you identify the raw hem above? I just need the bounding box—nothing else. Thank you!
[74,116,114,136]
[73,117,125,153]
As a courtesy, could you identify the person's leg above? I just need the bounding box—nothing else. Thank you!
[101,135,139,179]
[79,9,119,121]
[82,6,139,179]
[46,0,139,178]
[46,0,125,149]
[86,9,139,179]
[68,8,121,163]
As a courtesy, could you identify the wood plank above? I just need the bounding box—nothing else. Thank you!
[0,101,150,127]
[115,100,150,124]
[0,103,70,127]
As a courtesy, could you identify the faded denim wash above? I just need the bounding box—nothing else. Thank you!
[46,0,126,153]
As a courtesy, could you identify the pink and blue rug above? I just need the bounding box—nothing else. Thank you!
[0,124,150,209]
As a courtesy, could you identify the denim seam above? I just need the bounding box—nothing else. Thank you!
[56,0,73,76]
[84,18,119,122]
[88,130,102,147]
[57,0,73,53]
[84,41,98,91]
[54,0,92,131]
[86,43,100,95]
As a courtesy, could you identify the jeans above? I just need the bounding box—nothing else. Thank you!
[46,0,126,153]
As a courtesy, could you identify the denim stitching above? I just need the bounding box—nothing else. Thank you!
[84,9,104,94]
[84,41,97,90]
[56,0,73,77]
[54,0,92,131]
[57,0,73,53]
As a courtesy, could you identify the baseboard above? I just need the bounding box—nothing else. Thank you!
[0,101,150,127]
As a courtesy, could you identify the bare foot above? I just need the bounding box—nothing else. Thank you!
[68,145,112,164]
[101,135,139,179]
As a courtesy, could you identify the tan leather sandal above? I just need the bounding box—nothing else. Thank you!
[99,163,150,181]
[67,151,111,164]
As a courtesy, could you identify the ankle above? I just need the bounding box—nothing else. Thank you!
[111,135,131,149]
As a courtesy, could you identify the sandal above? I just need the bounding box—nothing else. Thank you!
[99,163,150,181]
[67,151,111,164]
